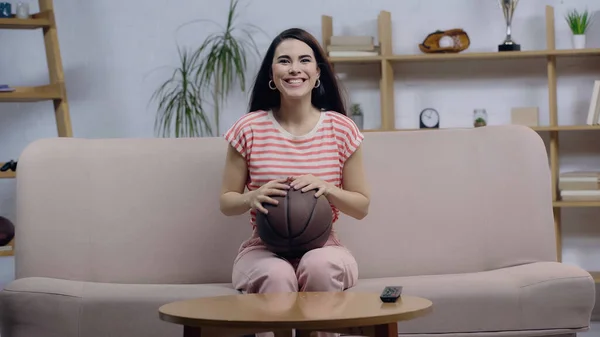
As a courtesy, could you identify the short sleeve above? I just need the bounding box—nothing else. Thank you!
[340,116,365,163]
[224,116,250,160]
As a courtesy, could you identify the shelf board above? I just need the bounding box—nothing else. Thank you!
[361,125,600,133]
[0,162,16,179]
[589,272,600,283]
[532,125,600,131]
[0,171,15,179]
[328,48,600,63]
[0,239,14,257]
[388,50,550,62]
[388,48,600,62]
[548,48,600,58]
[0,84,63,102]
[553,201,600,207]
[0,12,52,29]
[329,56,383,64]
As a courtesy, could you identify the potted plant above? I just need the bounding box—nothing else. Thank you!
[151,0,264,137]
[474,117,487,127]
[473,109,487,127]
[350,103,364,130]
[565,9,594,49]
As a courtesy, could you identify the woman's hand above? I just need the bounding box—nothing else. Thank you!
[289,174,334,198]
[247,178,290,214]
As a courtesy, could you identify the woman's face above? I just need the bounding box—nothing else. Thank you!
[271,39,320,100]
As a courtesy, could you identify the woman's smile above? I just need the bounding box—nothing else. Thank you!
[282,77,307,88]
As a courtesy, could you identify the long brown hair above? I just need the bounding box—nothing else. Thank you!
[248,28,348,115]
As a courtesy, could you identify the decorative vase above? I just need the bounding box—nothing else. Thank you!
[16,2,30,19]
[572,34,586,49]
[351,114,364,130]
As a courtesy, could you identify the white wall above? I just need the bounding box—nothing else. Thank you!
[0,0,598,289]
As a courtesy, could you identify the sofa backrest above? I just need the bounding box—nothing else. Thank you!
[335,125,557,278]
[14,137,253,284]
[13,125,556,284]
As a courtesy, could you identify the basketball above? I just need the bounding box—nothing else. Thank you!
[0,216,15,247]
[255,187,333,258]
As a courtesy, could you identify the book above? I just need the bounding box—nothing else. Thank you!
[327,35,379,57]
[328,51,379,57]
[586,80,600,125]
[327,44,377,52]
[0,85,15,92]
[560,190,600,201]
[330,36,374,46]
[559,171,600,190]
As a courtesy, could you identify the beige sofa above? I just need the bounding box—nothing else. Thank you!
[0,125,595,337]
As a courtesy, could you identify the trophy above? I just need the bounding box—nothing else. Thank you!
[498,0,520,51]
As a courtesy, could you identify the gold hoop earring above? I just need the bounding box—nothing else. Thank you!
[269,80,277,90]
[314,79,321,88]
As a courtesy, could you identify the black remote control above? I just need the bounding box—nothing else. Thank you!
[380,286,402,303]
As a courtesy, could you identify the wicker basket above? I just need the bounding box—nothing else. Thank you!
[418,28,470,53]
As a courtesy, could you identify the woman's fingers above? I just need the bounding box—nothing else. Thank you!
[292,181,309,190]
[267,187,288,196]
[259,195,279,205]
[301,183,318,193]
[253,194,279,214]
[255,202,268,214]
[273,183,291,191]
[314,186,325,197]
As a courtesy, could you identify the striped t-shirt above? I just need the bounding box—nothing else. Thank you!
[224,109,364,229]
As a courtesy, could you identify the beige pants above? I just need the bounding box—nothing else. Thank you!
[232,236,359,337]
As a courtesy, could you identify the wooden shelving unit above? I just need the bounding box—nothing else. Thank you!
[328,47,600,63]
[0,170,16,179]
[0,0,72,256]
[0,84,64,102]
[322,5,600,280]
[0,12,51,29]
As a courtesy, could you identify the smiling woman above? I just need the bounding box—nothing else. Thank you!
[218,27,371,337]
[248,28,346,118]
[270,39,322,103]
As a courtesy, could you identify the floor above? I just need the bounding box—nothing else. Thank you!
[580,322,599,337]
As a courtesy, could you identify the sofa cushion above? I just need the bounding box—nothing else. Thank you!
[0,262,594,337]
[0,277,240,337]
[348,261,594,335]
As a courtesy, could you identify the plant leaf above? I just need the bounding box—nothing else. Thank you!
[151,0,268,137]
[565,8,594,34]
[150,45,213,137]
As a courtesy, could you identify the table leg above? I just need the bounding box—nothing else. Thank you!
[374,323,398,337]
[183,326,202,337]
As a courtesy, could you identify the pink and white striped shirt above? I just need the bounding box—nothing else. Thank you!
[224,109,364,229]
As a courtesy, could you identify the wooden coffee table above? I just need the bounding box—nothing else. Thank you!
[158,291,432,337]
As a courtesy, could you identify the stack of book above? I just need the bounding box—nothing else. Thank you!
[559,171,600,201]
[327,36,379,57]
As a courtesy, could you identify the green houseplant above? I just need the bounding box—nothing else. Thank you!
[151,0,263,137]
[350,103,364,130]
[473,108,487,127]
[565,9,594,49]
